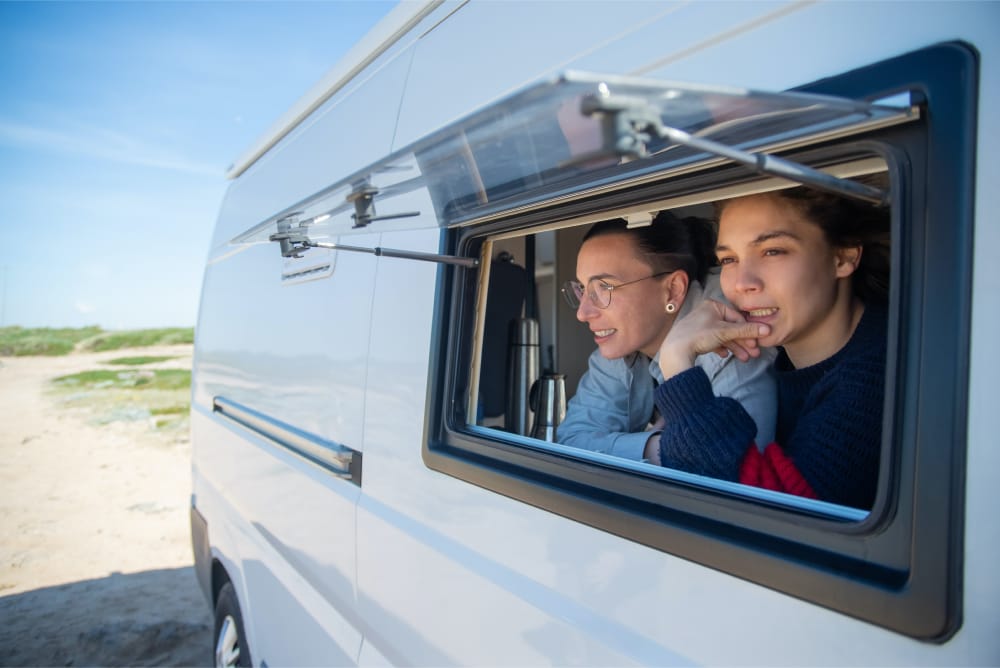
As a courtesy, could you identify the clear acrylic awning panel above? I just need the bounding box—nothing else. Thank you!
[232,71,917,245]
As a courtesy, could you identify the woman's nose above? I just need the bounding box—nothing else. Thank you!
[576,298,597,322]
[732,261,763,293]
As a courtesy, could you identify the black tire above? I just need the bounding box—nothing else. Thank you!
[214,582,252,667]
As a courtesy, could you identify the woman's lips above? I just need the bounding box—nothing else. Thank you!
[593,328,616,341]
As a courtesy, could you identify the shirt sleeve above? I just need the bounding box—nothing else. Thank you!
[556,350,653,461]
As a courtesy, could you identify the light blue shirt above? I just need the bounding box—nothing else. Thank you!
[556,271,777,460]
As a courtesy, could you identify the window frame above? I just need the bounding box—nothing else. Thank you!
[422,42,976,641]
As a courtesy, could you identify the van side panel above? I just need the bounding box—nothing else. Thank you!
[192,230,382,664]
[191,407,363,665]
[194,235,380,449]
[349,1,999,665]
[193,0,1000,664]
[356,228,943,664]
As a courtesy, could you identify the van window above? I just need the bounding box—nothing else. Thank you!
[423,43,976,640]
[463,164,891,521]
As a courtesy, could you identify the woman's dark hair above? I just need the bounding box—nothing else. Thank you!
[716,175,891,304]
[582,211,717,284]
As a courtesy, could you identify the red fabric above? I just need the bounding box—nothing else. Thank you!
[739,443,818,499]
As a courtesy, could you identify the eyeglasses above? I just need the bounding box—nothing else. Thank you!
[561,271,672,310]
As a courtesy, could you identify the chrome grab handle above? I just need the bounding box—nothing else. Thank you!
[212,396,355,480]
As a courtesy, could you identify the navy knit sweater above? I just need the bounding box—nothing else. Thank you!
[653,304,887,509]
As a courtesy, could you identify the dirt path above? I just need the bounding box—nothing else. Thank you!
[0,345,213,667]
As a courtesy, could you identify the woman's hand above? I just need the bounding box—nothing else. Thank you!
[643,414,666,465]
[658,299,771,379]
[643,432,662,466]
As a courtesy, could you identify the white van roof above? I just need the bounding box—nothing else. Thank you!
[225,0,443,180]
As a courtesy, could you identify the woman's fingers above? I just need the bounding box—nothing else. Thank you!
[713,321,770,361]
[719,321,769,346]
[717,339,760,361]
[714,300,749,324]
[703,304,768,350]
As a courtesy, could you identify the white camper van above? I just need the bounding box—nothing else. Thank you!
[190,1,999,665]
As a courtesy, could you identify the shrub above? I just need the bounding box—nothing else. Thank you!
[0,326,102,356]
[78,328,195,352]
[104,356,176,366]
[53,368,192,390]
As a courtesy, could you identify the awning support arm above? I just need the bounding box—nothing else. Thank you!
[307,241,480,268]
[269,218,479,268]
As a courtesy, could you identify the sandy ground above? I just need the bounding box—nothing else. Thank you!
[0,345,213,667]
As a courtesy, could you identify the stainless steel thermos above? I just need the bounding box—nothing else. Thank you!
[505,317,540,436]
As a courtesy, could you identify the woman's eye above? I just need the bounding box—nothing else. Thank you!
[762,248,786,257]
[718,256,735,265]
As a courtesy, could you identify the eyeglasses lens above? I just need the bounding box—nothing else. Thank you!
[589,280,611,309]
[561,280,615,309]
[561,281,584,309]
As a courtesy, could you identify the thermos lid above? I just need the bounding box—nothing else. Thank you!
[509,317,539,344]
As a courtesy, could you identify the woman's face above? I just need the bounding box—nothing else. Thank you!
[716,194,859,366]
[574,233,674,359]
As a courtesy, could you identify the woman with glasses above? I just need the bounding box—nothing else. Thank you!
[556,213,776,465]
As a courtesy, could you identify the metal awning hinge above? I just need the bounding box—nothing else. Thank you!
[580,92,890,206]
[347,180,420,228]
[270,215,309,258]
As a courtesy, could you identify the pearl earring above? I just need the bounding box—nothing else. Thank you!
[665,303,676,313]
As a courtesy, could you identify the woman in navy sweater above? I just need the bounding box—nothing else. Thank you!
[653,183,890,509]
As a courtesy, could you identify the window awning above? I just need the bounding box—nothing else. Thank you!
[233,70,917,249]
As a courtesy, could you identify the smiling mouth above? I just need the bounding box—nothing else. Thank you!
[744,308,778,318]
[593,328,616,338]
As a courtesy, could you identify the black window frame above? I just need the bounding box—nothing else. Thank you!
[422,42,976,641]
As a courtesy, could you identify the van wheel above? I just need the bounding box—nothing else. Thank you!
[214,582,252,667]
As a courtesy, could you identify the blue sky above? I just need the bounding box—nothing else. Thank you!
[0,0,397,330]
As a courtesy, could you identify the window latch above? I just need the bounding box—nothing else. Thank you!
[580,91,889,206]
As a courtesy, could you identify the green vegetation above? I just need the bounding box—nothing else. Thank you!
[0,325,102,356]
[0,326,194,356]
[53,368,191,390]
[150,405,188,416]
[104,355,176,366]
[78,327,194,352]
[47,353,193,435]
[6,325,197,433]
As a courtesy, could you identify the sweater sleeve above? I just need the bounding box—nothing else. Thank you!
[694,347,777,447]
[653,367,758,480]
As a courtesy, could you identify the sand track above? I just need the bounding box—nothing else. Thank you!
[0,345,212,667]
